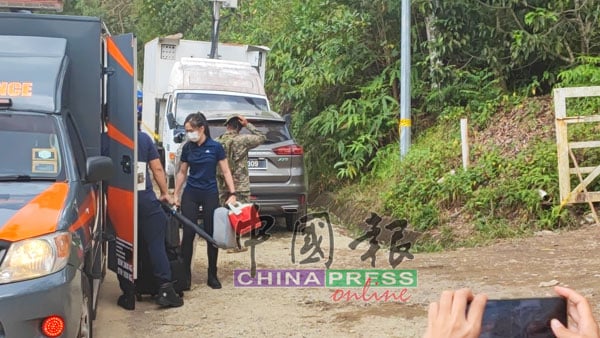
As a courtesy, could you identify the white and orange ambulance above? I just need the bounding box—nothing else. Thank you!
[0,9,137,337]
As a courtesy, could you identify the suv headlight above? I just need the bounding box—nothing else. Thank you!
[0,232,71,284]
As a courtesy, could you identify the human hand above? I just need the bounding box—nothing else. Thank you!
[423,288,488,338]
[551,286,600,338]
[238,115,248,127]
[173,195,180,208]
[225,194,236,206]
[159,193,174,206]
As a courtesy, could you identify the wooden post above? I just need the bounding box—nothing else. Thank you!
[461,118,469,170]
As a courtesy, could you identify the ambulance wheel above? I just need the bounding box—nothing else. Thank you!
[101,241,107,280]
[78,274,93,338]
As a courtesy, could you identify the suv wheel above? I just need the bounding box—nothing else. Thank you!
[285,213,300,232]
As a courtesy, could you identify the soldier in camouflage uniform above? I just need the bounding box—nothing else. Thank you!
[216,114,266,206]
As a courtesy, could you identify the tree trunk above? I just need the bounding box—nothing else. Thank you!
[425,0,442,92]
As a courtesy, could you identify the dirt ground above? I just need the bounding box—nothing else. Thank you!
[94,217,600,338]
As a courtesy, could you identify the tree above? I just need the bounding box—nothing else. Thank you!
[65,0,136,34]
[63,0,600,187]
[133,0,212,43]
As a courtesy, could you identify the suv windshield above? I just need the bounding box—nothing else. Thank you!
[174,93,269,125]
[207,120,290,145]
[0,114,64,181]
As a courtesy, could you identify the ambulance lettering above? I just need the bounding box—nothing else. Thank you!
[0,82,33,97]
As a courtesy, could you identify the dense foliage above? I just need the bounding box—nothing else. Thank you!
[60,0,600,247]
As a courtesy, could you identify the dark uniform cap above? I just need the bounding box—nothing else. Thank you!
[224,114,242,126]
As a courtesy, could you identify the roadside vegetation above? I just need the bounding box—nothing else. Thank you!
[63,0,600,250]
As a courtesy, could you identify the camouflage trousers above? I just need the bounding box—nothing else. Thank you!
[219,191,250,206]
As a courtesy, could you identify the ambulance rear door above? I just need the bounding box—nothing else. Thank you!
[104,33,138,283]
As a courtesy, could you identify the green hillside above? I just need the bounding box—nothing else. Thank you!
[320,94,594,252]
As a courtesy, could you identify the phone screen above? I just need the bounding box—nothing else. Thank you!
[477,297,567,338]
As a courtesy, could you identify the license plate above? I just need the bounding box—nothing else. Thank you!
[248,158,267,169]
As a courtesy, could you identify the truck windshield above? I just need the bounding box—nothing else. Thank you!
[174,93,269,125]
[0,114,64,181]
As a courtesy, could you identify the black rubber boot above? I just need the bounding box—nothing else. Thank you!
[156,282,184,308]
[117,276,135,310]
[117,293,135,310]
[207,246,221,289]
[207,273,222,289]
[181,266,191,292]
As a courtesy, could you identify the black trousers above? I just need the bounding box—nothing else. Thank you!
[118,193,171,294]
[180,187,220,280]
[138,194,171,283]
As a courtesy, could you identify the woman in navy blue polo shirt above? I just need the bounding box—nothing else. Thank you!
[173,112,237,289]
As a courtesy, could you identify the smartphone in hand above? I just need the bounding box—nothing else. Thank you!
[473,297,567,338]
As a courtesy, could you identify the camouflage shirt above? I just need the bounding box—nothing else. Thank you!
[216,122,266,201]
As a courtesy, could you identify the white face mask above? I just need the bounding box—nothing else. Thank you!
[187,131,200,142]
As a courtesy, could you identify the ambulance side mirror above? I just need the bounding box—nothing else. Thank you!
[86,156,113,182]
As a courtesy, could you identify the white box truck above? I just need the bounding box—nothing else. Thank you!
[141,35,270,186]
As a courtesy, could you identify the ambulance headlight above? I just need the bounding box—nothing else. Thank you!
[0,232,71,284]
